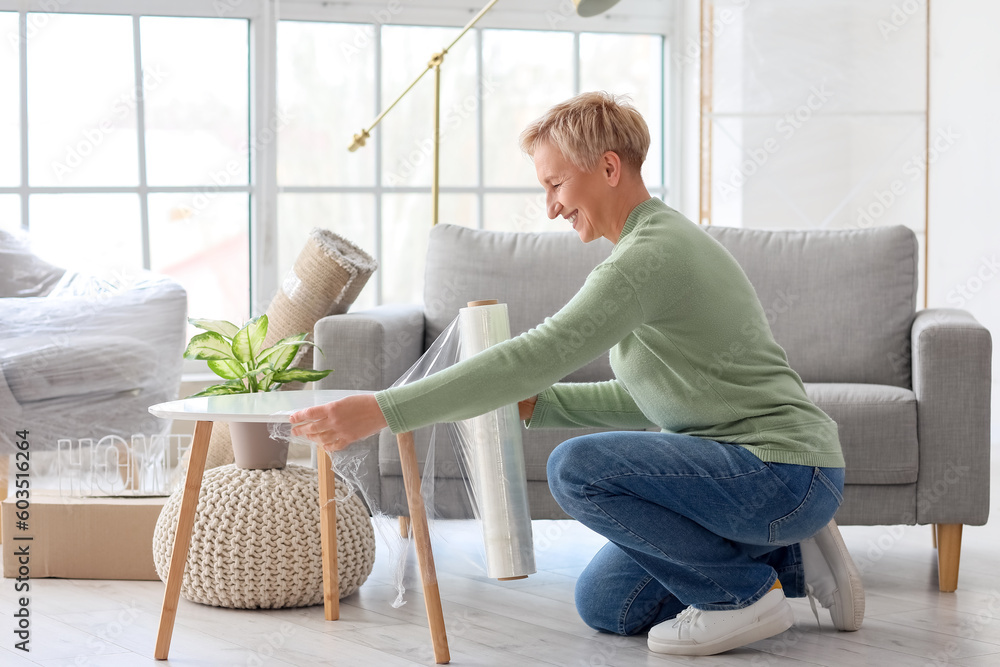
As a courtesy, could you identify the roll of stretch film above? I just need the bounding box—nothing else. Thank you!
[458,301,536,580]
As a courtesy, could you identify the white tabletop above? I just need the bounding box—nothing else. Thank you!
[148,389,372,423]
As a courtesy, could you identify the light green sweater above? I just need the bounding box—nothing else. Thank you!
[376,198,845,468]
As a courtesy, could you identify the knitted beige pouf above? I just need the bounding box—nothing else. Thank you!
[152,464,375,609]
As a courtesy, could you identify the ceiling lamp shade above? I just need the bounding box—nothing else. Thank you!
[574,0,621,17]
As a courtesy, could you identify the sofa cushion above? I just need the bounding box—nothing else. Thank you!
[705,225,917,388]
[805,382,918,485]
[0,230,66,298]
[424,224,612,382]
[1,335,156,404]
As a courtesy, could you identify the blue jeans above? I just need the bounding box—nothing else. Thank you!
[547,431,844,636]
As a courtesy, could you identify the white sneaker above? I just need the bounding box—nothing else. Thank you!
[801,519,865,631]
[647,588,794,656]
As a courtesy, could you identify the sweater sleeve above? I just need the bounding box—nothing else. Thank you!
[375,262,645,434]
[526,380,659,430]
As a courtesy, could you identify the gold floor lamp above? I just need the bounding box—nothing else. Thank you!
[348,0,622,226]
[347,2,622,664]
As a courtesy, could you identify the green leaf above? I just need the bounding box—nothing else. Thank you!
[257,334,308,372]
[241,363,273,378]
[271,368,333,384]
[186,381,246,398]
[187,318,239,340]
[232,315,268,364]
[207,358,245,380]
[183,331,237,361]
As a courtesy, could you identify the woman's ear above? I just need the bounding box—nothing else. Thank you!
[602,151,622,187]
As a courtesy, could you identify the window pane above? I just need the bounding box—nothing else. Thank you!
[0,12,17,186]
[483,30,573,187]
[580,33,664,187]
[483,192,560,234]
[277,21,375,187]
[0,195,20,233]
[277,193,377,311]
[148,193,249,331]
[438,195,477,230]
[141,17,249,187]
[27,14,138,187]
[381,194,432,305]
[29,194,142,272]
[381,26,477,188]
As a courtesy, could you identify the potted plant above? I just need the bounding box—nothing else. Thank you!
[182,315,332,469]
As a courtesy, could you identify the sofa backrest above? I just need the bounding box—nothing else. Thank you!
[424,224,613,382]
[423,222,918,388]
[704,225,917,387]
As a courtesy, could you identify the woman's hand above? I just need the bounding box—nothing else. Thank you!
[518,395,538,421]
[289,394,388,452]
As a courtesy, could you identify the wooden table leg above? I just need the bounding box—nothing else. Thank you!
[155,420,213,660]
[397,431,450,665]
[318,449,340,620]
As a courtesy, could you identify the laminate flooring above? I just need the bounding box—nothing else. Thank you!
[3,454,999,667]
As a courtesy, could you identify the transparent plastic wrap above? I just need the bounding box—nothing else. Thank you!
[283,300,536,606]
[0,229,189,454]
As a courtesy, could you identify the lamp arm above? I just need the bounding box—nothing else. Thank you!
[348,0,501,152]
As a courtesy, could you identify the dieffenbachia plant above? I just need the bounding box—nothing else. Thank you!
[182,315,331,397]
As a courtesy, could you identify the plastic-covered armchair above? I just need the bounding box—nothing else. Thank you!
[0,231,188,455]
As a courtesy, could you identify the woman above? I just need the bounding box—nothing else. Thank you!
[290,92,864,656]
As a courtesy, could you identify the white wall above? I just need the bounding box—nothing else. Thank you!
[676,0,998,444]
[927,0,1000,443]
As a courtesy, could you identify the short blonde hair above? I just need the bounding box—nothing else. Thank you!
[519,91,650,173]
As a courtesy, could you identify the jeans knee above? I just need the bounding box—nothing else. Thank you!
[546,436,590,505]
[575,573,618,634]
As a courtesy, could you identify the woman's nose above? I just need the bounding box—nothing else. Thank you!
[547,195,562,220]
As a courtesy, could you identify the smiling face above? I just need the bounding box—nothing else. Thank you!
[533,140,612,244]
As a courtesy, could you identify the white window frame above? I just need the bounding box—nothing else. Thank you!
[1,0,689,313]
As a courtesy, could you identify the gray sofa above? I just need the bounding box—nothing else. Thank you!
[315,221,992,591]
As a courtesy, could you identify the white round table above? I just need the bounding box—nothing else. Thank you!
[147,389,449,663]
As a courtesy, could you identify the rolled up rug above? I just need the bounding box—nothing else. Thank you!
[204,229,377,468]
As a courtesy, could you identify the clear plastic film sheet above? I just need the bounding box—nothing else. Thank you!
[0,228,187,454]
[282,301,536,606]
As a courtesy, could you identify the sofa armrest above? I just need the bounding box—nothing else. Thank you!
[313,304,425,392]
[312,304,424,516]
[911,308,992,525]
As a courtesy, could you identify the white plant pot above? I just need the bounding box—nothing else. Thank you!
[229,421,290,470]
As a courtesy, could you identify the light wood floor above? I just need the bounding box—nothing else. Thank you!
[3,456,999,667]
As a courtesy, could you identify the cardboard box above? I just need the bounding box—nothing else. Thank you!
[2,491,167,580]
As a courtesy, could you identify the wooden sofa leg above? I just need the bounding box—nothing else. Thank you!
[936,524,963,592]
[399,516,411,538]
[932,524,938,549]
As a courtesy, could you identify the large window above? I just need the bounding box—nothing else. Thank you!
[277,22,665,306]
[2,3,670,321]
[1,10,250,328]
